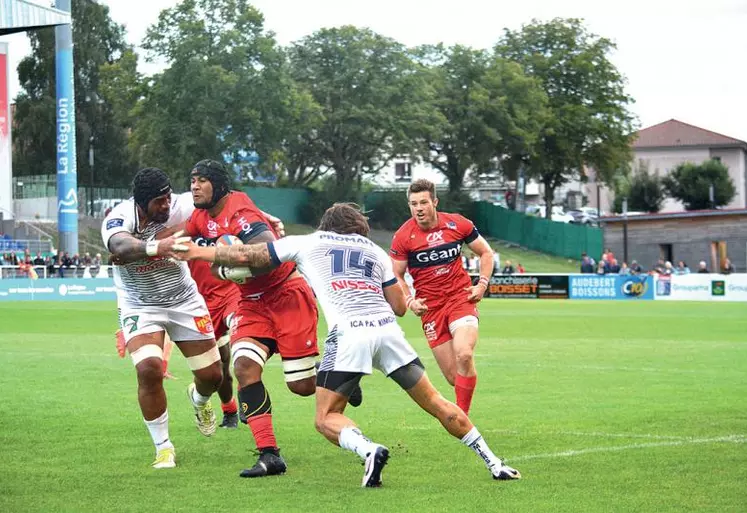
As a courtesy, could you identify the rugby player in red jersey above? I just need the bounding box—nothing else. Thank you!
[390,179,494,415]
[184,159,361,478]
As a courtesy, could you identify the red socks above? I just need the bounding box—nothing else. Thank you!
[246,413,278,450]
[455,374,477,415]
[221,397,238,415]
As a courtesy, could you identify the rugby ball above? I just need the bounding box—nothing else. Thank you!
[216,234,242,246]
[214,235,251,284]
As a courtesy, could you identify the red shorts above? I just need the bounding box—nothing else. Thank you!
[209,296,240,341]
[232,277,319,359]
[421,300,479,349]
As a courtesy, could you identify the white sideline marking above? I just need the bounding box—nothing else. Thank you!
[510,435,747,462]
[399,426,690,441]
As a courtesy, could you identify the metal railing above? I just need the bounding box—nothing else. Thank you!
[0,265,114,279]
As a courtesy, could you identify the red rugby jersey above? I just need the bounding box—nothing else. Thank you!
[390,212,479,308]
[185,192,295,296]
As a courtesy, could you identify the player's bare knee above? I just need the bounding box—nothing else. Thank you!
[136,359,163,388]
[287,377,316,397]
[455,348,474,367]
[194,362,223,388]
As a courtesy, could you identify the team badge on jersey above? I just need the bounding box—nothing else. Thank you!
[447,221,457,230]
[122,315,140,334]
[193,314,214,335]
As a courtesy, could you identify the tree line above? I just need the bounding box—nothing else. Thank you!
[14,0,723,217]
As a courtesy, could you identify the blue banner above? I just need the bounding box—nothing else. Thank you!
[0,278,116,302]
[55,10,78,251]
[569,275,654,300]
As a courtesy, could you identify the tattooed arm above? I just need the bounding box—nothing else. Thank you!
[109,231,190,264]
[176,242,275,269]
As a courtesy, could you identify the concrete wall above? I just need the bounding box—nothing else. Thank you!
[604,214,747,272]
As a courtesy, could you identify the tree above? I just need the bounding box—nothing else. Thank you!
[495,18,637,218]
[288,26,436,199]
[662,159,736,210]
[411,45,547,193]
[613,160,666,213]
[131,0,286,184]
[12,0,136,186]
[249,50,325,187]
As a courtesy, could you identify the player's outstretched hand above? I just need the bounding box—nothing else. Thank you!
[464,284,487,303]
[262,212,286,237]
[409,297,428,317]
[158,231,194,260]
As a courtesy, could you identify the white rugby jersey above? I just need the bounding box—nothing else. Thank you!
[101,192,199,307]
[269,232,399,329]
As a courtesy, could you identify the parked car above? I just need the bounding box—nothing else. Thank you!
[568,207,601,225]
[525,205,575,223]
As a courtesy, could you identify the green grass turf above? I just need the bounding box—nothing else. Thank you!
[1,300,745,512]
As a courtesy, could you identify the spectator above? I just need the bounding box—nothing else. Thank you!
[652,259,666,274]
[619,262,630,275]
[45,256,55,278]
[662,261,673,275]
[721,258,736,274]
[580,252,594,274]
[604,248,615,264]
[491,250,500,276]
[607,258,621,274]
[92,253,102,267]
[33,252,44,266]
[7,252,18,266]
[596,261,606,274]
[61,252,72,268]
[501,260,515,275]
[0,254,5,266]
[697,261,709,274]
[516,262,525,274]
[674,261,690,275]
[470,254,480,273]
[629,260,643,275]
[83,252,92,266]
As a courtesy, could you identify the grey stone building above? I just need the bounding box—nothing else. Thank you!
[602,209,747,272]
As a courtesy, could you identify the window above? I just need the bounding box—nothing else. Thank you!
[712,156,722,163]
[659,244,673,263]
[395,162,412,182]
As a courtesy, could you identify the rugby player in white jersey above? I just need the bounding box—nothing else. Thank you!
[173,202,521,487]
[102,167,223,469]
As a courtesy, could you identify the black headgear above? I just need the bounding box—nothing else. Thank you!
[132,168,172,212]
[190,159,231,209]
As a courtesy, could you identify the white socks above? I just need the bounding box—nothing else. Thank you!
[339,427,377,460]
[461,426,501,470]
[191,385,211,406]
[144,410,173,451]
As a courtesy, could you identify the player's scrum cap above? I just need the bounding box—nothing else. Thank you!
[132,167,172,211]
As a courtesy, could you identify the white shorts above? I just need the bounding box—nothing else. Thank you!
[319,315,418,376]
[118,294,215,344]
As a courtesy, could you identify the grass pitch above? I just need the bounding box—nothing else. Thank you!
[1,300,745,512]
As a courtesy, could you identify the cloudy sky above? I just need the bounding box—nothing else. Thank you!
[2,0,746,140]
